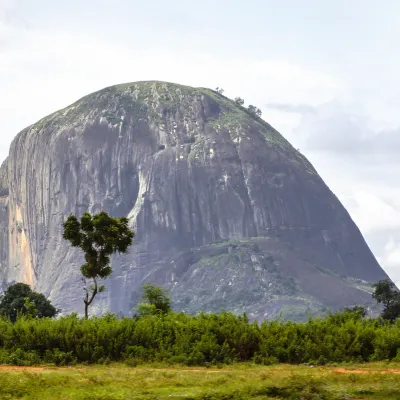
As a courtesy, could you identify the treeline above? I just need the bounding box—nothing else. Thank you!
[0,309,399,367]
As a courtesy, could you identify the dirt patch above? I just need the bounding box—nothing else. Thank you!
[0,366,44,372]
[144,368,225,373]
[333,367,400,374]
[0,365,224,373]
[1,365,399,376]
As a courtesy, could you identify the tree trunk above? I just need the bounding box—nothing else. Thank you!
[84,277,98,320]
[84,301,89,319]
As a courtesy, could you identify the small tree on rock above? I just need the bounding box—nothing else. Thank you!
[234,97,244,106]
[248,105,262,117]
[63,211,135,319]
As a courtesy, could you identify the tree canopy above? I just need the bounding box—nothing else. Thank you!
[63,211,135,319]
[373,280,400,321]
[136,283,172,316]
[234,97,244,106]
[247,105,262,117]
[0,283,58,322]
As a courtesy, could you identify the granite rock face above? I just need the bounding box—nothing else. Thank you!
[0,81,389,320]
[0,159,8,292]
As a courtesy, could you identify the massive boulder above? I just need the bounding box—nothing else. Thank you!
[0,81,389,320]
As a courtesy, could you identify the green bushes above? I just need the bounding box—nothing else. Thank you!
[0,310,399,366]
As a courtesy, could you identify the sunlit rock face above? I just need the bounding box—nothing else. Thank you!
[0,81,389,320]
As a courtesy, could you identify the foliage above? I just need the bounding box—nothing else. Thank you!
[0,283,58,322]
[0,309,399,367]
[247,105,262,116]
[63,211,135,319]
[23,297,39,319]
[135,303,159,317]
[234,97,244,106]
[341,305,367,319]
[215,87,224,94]
[135,283,172,316]
[373,279,400,321]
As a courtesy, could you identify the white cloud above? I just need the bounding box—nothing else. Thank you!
[348,191,400,235]
[376,238,400,287]
[0,25,345,163]
[277,101,400,285]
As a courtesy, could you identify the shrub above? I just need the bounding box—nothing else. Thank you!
[0,310,398,366]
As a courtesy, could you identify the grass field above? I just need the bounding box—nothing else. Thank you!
[0,363,399,400]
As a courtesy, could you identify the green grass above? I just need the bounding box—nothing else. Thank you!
[0,362,399,399]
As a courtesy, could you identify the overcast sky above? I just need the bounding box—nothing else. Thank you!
[1,0,400,287]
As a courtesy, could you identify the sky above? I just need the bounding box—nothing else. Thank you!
[1,0,400,287]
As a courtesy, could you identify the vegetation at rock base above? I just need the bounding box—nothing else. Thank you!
[0,283,399,398]
[0,305,399,367]
[0,278,398,369]
[0,283,58,322]
[62,211,135,319]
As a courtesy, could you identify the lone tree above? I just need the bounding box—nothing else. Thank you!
[372,279,400,321]
[215,87,224,95]
[63,211,135,319]
[234,97,244,106]
[248,105,262,117]
[136,283,172,316]
[0,282,58,322]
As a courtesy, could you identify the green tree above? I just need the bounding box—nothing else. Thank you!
[372,279,400,321]
[63,211,135,319]
[136,283,171,316]
[247,105,262,117]
[0,283,58,322]
[215,87,224,94]
[234,97,244,106]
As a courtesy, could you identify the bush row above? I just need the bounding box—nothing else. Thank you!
[0,311,399,366]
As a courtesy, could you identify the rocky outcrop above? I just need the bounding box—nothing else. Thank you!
[0,81,389,320]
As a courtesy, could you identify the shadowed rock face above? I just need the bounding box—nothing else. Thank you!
[0,81,389,320]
